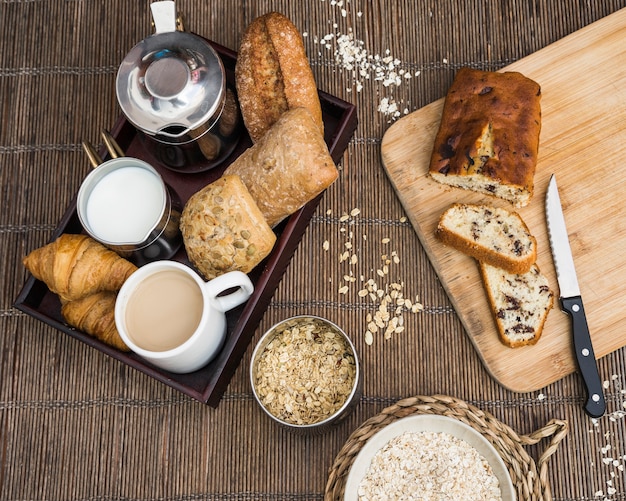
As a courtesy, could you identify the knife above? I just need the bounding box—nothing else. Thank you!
[545,174,605,418]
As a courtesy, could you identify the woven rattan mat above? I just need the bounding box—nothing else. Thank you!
[2,1,626,500]
[325,395,568,500]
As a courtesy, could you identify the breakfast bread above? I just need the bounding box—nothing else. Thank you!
[224,107,338,227]
[22,234,137,303]
[180,174,277,280]
[235,12,323,143]
[436,203,537,274]
[479,262,554,348]
[61,292,130,352]
[429,67,541,208]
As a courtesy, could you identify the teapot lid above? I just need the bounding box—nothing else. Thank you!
[115,2,225,138]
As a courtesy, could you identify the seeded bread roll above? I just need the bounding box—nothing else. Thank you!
[235,12,323,143]
[180,175,277,280]
[224,107,338,227]
[436,203,537,274]
[479,262,553,348]
[429,68,541,208]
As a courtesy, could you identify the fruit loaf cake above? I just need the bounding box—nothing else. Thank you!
[479,262,553,348]
[428,67,541,208]
[436,203,537,274]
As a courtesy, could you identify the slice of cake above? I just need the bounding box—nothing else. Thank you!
[429,67,541,208]
[479,262,554,348]
[436,203,537,274]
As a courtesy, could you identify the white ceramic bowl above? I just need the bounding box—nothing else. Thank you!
[344,414,516,500]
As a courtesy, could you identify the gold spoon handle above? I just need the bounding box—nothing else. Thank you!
[82,131,126,168]
[101,129,125,158]
[81,140,103,168]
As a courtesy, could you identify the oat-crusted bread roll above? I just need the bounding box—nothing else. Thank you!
[224,107,338,227]
[479,262,553,348]
[436,203,537,274]
[429,68,541,208]
[180,175,277,280]
[235,12,323,143]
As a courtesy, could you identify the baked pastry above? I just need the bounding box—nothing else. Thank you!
[479,262,553,348]
[180,174,277,280]
[22,234,137,303]
[61,292,130,351]
[429,67,541,208]
[224,107,338,227]
[436,203,537,274]
[235,12,323,143]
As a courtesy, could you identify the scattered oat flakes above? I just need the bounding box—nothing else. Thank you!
[311,2,419,121]
[328,208,424,346]
[588,373,626,500]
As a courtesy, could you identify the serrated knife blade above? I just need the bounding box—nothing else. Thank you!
[546,174,605,418]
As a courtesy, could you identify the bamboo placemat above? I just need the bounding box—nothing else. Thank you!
[2,1,626,500]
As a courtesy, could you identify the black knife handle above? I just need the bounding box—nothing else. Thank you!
[561,296,606,418]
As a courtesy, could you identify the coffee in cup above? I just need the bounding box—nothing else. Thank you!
[115,260,254,373]
[124,268,203,351]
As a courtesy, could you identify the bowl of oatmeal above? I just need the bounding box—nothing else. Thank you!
[344,414,515,500]
[250,315,361,433]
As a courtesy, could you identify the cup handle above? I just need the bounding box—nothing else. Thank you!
[202,271,254,312]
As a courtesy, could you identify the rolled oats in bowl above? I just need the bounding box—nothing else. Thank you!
[344,414,516,501]
[358,431,502,500]
[250,315,360,432]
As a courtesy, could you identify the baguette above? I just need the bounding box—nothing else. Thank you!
[235,12,323,143]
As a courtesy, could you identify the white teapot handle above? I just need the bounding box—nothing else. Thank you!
[150,1,177,34]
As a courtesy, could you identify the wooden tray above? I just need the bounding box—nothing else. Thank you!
[380,9,626,392]
[14,40,358,407]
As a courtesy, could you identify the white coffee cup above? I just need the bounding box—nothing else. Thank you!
[115,260,254,373]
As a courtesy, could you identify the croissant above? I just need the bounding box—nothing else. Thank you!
[61,292,130,351]
[22,234,137,303]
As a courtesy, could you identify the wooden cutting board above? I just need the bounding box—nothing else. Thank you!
[381,8,626,392]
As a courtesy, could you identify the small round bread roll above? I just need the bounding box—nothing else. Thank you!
[180,175,276,280]
[235,12,323,143]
